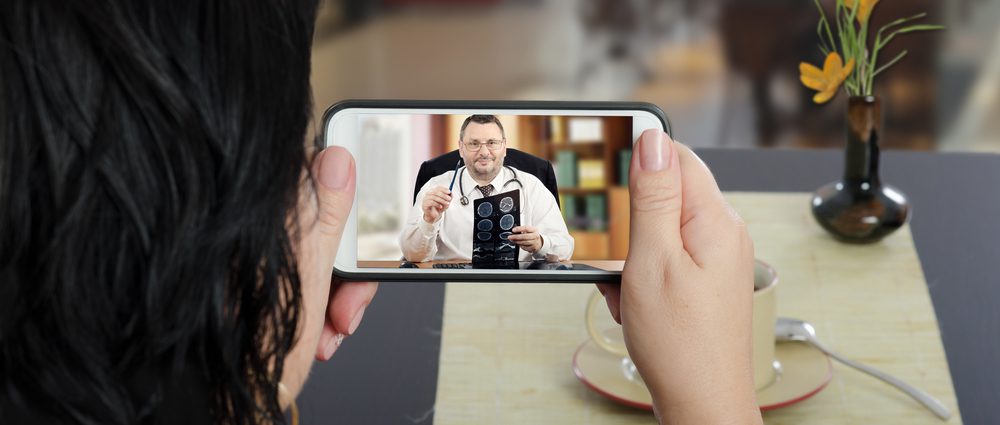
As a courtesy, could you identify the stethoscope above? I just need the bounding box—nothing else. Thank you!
[448,160,524,206]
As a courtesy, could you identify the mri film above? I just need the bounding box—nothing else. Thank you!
[471,189,521,268]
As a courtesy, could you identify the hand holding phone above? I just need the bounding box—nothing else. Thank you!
[596,131,762,423]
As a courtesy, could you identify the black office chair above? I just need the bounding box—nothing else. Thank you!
[411,148,560,208]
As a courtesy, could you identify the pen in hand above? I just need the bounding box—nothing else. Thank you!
[447,159,462,193]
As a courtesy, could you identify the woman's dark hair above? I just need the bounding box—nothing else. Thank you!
[1,0,319,423]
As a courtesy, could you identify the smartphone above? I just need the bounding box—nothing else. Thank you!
[324,100,669,283]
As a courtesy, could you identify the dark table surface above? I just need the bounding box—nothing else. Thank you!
[297,148,1000,425]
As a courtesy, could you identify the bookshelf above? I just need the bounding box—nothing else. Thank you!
[517,116,633,260]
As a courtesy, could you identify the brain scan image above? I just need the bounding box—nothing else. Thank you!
[499,231,512,240]
[472,243,495,263]
[499,214,515,231]
[477,231,492,241]
[477,219,493,231]
[477,202,493,218]
[499,196,514,213]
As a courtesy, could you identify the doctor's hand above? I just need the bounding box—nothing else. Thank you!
[508,225,543,253]
[595,130,760,425]
[421,186,453,224]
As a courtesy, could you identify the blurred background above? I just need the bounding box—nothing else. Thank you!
[310,0,1000,153]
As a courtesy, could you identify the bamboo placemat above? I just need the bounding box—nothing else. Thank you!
[432,192,960,424]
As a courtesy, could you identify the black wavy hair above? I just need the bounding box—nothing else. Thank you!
[1,0,318,423]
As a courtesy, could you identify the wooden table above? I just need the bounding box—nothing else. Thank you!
[433,193,958,424]
[297,148,1000,425]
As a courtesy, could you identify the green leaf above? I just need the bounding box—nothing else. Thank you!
[875,13,930,49]
[816,17,833,53]
[844,79,860,96]
[867,15,926,88]
[878,13,929,37]
[895,24,947,34]
[840,9,863,91]
[872,50,909,78]
[844,0,860,25]
[877,23,945,52]
[857,14,870,94]
[835,0,843,34]
[814,0,838,51]
[839,9,855,55]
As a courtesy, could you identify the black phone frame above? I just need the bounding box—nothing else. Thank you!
[323,99,670,283]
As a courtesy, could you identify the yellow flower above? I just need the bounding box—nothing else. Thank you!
[845,0,879,24]
[800,52,855,104]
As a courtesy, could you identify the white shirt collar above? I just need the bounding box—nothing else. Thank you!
[462,165,513,199]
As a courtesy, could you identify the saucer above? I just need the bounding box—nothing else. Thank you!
[572,340,833,411]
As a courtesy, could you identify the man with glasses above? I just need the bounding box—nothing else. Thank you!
[399,115,574,263]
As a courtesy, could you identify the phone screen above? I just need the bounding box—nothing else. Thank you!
[325,102,666,282]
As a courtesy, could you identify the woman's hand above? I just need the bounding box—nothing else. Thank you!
[315,278,378,361]
[597,130,761,424]
[283,147,378,399]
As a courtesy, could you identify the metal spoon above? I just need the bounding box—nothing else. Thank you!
[775,317,952,420]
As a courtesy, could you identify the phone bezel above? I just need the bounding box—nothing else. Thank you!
[322,100,670,283]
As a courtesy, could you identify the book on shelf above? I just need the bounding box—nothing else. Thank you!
[585,194,607,231]
[560,194,578,230]
[555,151,578,187]
[578,159,605,189]
[618,149,632,186]
[567,117,603,144]
[549,116,565,144]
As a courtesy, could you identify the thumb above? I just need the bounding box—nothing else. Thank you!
[624,130,688,284]
[312,146,356,262]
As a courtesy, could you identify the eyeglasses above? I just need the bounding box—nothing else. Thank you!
[463,139,505,151]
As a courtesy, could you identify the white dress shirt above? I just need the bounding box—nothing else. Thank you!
[399,165,574,262]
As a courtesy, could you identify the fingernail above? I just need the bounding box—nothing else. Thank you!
[639,130,670,171]
[324,333,345,359]
[348,305,366,335]
[318,147,352,190]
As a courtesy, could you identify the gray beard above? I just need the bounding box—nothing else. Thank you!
[468,160,503,185]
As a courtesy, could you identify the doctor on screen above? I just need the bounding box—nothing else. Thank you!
[399,115,574,263]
